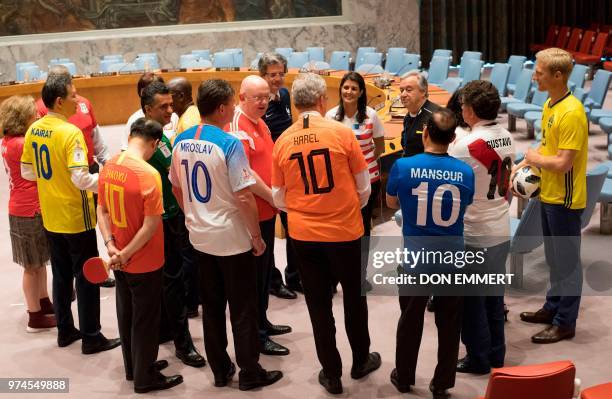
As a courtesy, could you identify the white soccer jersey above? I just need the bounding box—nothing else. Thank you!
[169,124,256,256]
[450,121,516,247]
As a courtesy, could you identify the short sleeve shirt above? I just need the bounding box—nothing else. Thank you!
[1,135,40,217]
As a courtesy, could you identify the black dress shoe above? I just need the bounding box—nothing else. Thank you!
[238,370,283,391]
[427,296,435,312]
[351,352,381,379]
[134,373,183,394]
[269,284,297,299]
[429,382,450,399]
[286,283,304,294]
[214,363,236,387]
[127,360,169,381]
[390,368,411,393]
[531,325,575,344]
[520,308,554,324]
[260,338,290,356]
[100,277,115,288]
[456,356,490,375]
[362,280,373,292]
[58,327,81,348]
[318,370,342,394]
[186,308,199,318]
[267,324,292,336]
[82,334,121,355]
[176,347,206,367]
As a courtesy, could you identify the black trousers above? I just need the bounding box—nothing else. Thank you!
[161,212,194,352]
[45,228,101,340]
[292,238,371,378]
[270,211,301,289]
[256,218,276,342]
[115,268,163,387]
[360,181,381,285]
[396,295,463,390]
[196,249,262,381]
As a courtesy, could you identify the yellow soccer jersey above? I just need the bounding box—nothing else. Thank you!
[173,104,201,143]
[21,114,96,233]
[539,93,588,209]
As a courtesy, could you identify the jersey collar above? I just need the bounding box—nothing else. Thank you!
[299,111,321,118]
[548,91,571,108]
[47,110,67,121]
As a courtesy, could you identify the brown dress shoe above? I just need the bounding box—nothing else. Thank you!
[531,325,575,344]
[520,308,554,324]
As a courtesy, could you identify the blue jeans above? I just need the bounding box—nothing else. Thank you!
[541,203,583,329]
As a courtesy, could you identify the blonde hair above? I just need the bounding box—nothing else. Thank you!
[536,47,574,82]
[0,95,37,138]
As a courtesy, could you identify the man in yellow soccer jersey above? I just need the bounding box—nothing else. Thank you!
[168,77,201,139]
[513,48,588,344]
[21,73,120,354]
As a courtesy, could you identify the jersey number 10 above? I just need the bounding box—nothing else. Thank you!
[181,159,212,203]
[290,149,335,195]
[32,143,52,180]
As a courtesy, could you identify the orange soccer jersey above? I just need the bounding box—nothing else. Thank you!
[272,113,368,242]
[98,152,164,274]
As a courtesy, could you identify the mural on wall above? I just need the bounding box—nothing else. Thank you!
[0,0,342,36]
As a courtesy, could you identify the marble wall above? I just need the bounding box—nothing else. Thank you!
[0,0,419,81]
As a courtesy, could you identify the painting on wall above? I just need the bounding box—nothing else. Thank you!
[0,0,343,36]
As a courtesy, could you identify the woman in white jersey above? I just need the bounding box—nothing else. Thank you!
[325,72,385,291]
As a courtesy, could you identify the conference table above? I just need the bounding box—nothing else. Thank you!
[0,68,451,159]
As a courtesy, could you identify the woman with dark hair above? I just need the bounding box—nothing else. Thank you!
[446,88,470,151]
[325,72,385,290]
[0,95,55,332]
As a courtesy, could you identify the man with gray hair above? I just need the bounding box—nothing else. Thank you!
[271,73,380,394]
[260,51,302,299]
[399,70,440,157]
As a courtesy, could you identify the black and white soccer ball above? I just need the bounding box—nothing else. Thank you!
[512,165,541,199]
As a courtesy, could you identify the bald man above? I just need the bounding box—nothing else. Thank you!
[168,77,201,140]
[224,75,292,357]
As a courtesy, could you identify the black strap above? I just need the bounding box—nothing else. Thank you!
[303,114,309,129]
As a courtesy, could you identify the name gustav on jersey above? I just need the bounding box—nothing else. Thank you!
[179,141,214,154]
[411,167,464,182]
[485,137,512,150]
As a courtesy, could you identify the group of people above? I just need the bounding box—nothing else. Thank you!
[0,46,588,398]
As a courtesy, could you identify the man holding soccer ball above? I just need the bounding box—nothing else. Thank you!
[512,48,588,344]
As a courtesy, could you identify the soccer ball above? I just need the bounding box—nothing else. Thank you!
[512,166,541,199]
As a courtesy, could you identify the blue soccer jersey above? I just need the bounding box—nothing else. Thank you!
[387,152,475,238]
[170,124,256,256]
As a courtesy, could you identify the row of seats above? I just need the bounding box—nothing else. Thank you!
[530,25,611,66]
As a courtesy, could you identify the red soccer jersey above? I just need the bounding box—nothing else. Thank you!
[1,135,40,217]
[98,152,164,274]
[225,107,277,221]
[36,95,97,166]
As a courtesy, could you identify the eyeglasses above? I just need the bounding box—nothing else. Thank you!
[245,95,270,103]
[265,72,285,78]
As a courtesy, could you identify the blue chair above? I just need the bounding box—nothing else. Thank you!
[180,54,197,68]
[459,59,484,86]
[440,78,461,94]
[567,64,588,92]
[287,51,309,69]
[15,62,36,81]
[506,55,527,94]
[21,65,41,81]
[457,51,482,78]
[191,49,211,60]
[507,89,549,133]
[224,48,243,67]
[100,59,121,72]
[582,164,610,229]
[427,56,450,85]
[509,199,544,288]
[137,53,158,62]
[396,53,421,76]
[500,68,534,111]
[385,48,407,74]
[599,178,612,234]
[578,70,612,115]
[329,51,350,70]
[183,58,212,69]
[489,63,511,96]
[362,52,383,67]
[213,52,234,68]
[107,62,137,73]
[306,47,325,62]
[135,55,159,71]
[356,64,384,74]
[275,47,293,59]
[600,118,612,149]
[249,52,263,70]
[432,49,452,60]
[355,47,376,69]
[589,109,612,124]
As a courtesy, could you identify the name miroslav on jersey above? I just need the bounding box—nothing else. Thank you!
[410,167,464,182]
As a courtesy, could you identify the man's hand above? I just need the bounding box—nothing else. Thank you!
[109,252,126,271]
[106,242,120,259]
[251,235,266,256]
[525,147,541,166]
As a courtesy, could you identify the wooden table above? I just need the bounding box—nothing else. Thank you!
[0,69,450,157]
